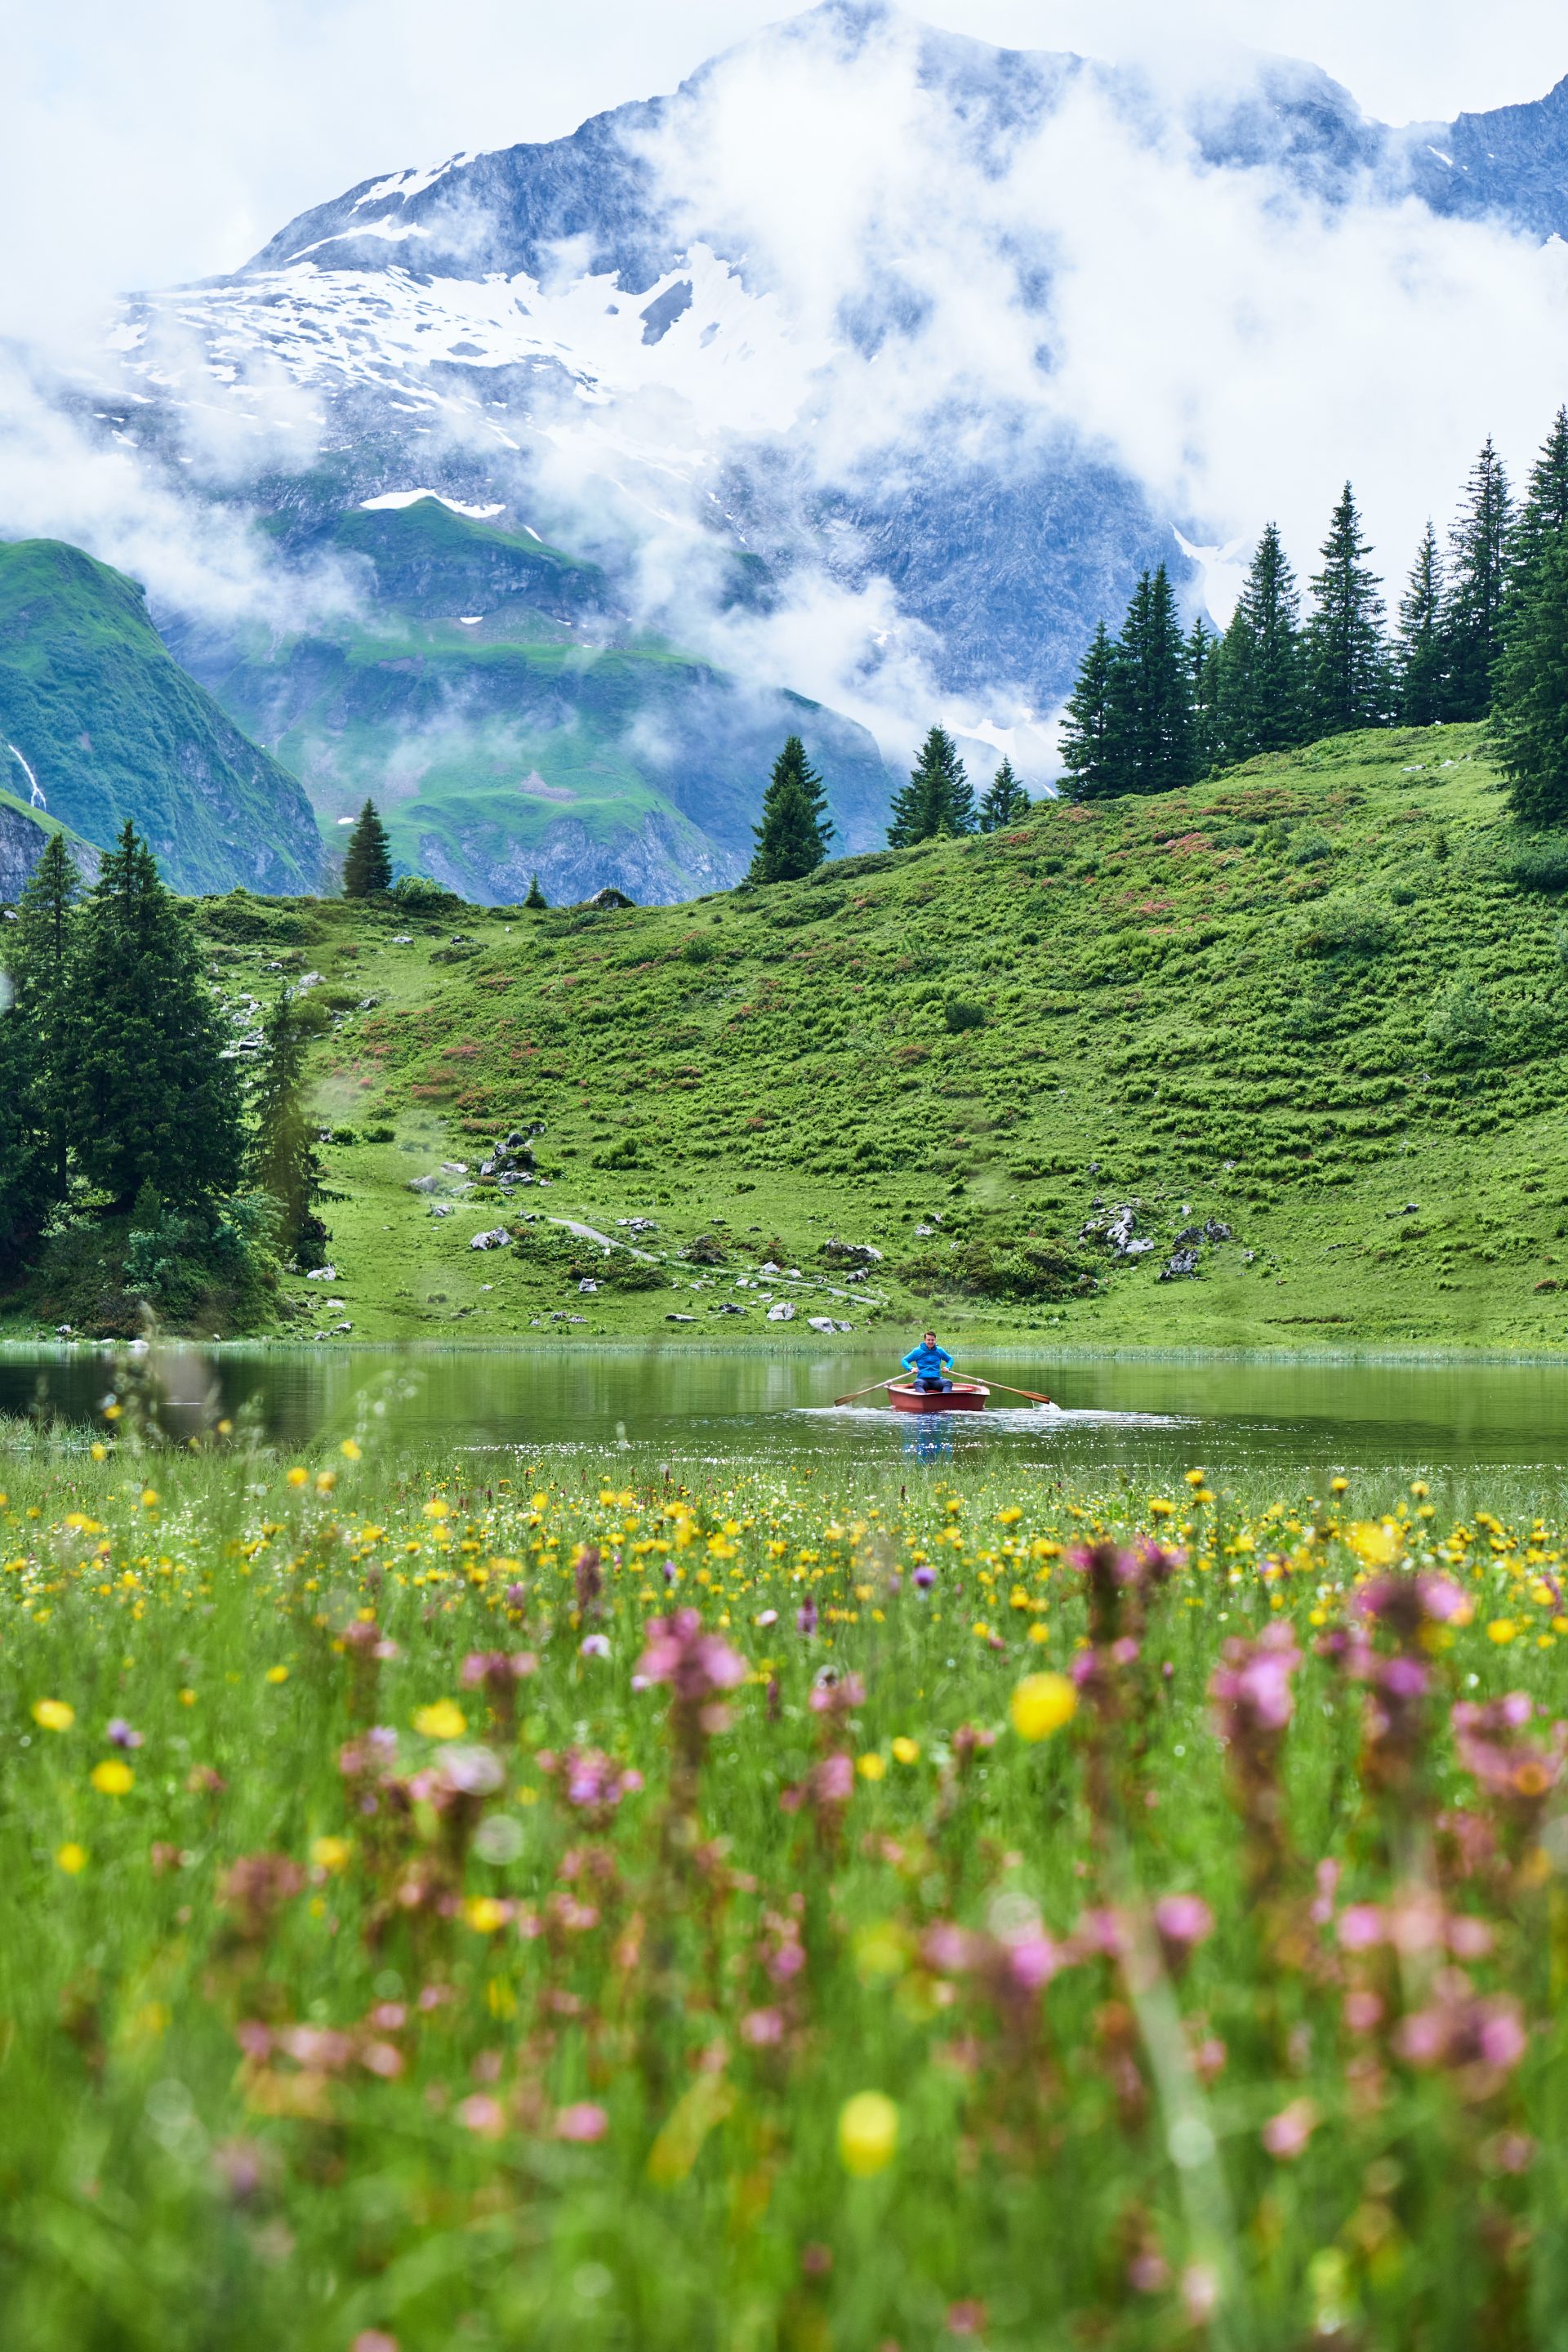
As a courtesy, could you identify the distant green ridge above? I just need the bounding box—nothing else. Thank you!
[0,538,322,895]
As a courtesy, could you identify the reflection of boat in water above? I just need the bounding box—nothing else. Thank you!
[887,1380,990,1415]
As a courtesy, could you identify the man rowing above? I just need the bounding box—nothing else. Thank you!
[902,1330,954,1395]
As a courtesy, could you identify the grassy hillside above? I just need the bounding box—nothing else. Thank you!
[133,718,1568,1354]
[175,498,892,906]
[0,539,321,895]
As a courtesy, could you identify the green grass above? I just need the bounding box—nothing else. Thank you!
[2,1428,1568,2347]
[153,719,1568,1352]
[0,538,320,895]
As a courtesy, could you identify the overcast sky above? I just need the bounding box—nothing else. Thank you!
[6,0,1566,332]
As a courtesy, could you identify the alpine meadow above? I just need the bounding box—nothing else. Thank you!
[10,7,1568,2350]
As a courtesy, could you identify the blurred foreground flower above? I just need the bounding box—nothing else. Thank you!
[838,2091,899,2176]
[1010,1673,1077,1742]
[413,1700,467,1740]
[90,1761,133,1796]
[32,1699,74,1733]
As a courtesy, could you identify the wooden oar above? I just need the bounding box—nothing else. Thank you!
[971,1376,1054,1405]
[833,1376,898,1405]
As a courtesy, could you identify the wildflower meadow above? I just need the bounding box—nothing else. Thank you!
[4,1421,1568,2350]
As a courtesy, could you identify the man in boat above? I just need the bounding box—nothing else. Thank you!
[902,1331,955,1394]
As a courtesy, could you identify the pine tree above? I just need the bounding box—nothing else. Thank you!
[1492,529,1568,826]
[1506,407,1568,610]
[1106,565,1196,795]
[1059,621,1120,800]
[0,975,47,1273]
[250,989,329,1266]
[70,823,243,1211]
[1304,483,1391,737]
[749,736,835,881]
[978,756,1030,831]
[343,800,393,898]
[523,873,548,910]
[1396,521,1448,726]
[1441,437,1512,719]
[1216,522,1304,761]
[10,832,82,1201]
[1187,615,1223,777]
[887,728,974,844]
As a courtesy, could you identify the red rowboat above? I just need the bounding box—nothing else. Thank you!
[888,1379,990,1414]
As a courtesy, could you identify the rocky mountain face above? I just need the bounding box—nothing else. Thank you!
[0,793,100,902]
[28,2,1568,902]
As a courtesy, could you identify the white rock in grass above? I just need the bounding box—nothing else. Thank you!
[767,1302,796,1322]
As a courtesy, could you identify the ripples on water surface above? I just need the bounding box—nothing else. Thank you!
[3,1344,1568,1502]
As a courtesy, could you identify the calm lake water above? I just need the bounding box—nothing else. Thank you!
[3,1344,1568,1501]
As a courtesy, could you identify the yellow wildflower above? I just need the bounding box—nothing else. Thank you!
[414,1699,467,1740]
[56,1842,87,1876]
[90,1760,133,1796]
[838,2091,899,2177]
[1010,1673,1077,1742]
[890,1736,920,1765]
[32,1699,74,1732]
[311,1836,351,1874]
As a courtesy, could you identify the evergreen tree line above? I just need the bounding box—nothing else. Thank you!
[745,731,1031,884]
[0,823,326,1291]
[1059,408,1568,823]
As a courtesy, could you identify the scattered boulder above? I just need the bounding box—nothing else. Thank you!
[822,1238,884,1267]
[1158,1247,1202,1283]
[305,1264,337,1281]
[760,1260,782,1276]
[767,1302,797,1322]
[408,1174,439,1194]
[441,1160,470,1175]
[808,1316,855,1334]
[578,1278,599,1294]
[714,1301,748,1315]
[470,1228,513,1251]
[666,1312,697,1323]
[1203,1218,1232,1243]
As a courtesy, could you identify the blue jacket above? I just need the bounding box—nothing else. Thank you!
[902,1341,953,1379]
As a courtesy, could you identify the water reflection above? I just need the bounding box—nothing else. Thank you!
[3,1343,1568,1498]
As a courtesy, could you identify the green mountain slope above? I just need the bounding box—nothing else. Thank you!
[165,719,1568,1352]
[172,498,892,906]
[0,539,322,894]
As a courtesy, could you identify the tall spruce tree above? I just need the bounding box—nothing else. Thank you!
[978,756,1030,831]
[1216,522,1303,761]
[1105,565,1195,796]
[1492,529,1568,827]
[1304,483,1390,737]
[1059,621,1120,800]
[523,873,548,910]
[888,727,974,844]
[10,832,82,1201]
[250,989,329,1267]
[70,823,243,1211]
[343,800,393,898]
[1396,521,1448,726]
[750,736,835,880]
[1506,407,1568,610]
[1187,614,1223,777]
[1441,437,1512,719]
[0,974,47,1273]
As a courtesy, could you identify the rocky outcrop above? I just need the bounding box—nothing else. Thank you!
[0,800,100,902]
